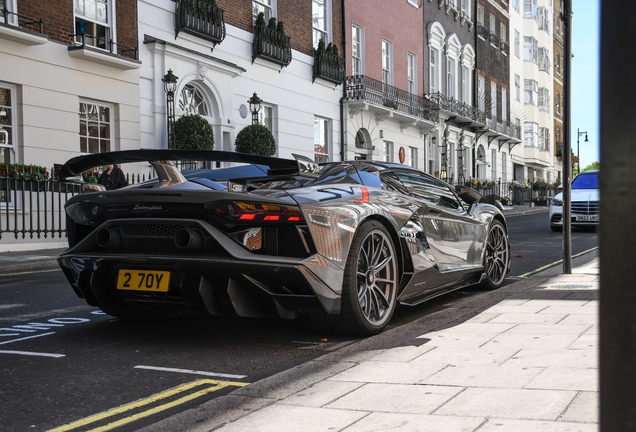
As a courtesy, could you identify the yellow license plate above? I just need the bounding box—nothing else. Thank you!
[117,270,170,292]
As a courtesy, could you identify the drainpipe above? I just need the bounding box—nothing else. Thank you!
[340,0,347,162]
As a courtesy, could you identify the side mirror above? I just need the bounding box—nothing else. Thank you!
[455,185,483,216]
[557,184,563,191]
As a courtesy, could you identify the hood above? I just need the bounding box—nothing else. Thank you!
[554,188,600,202]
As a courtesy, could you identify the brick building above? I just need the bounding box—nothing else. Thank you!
[474,0,522,183]
[0,0,141,169]
[343,0,436,167]
[138,0,345,164]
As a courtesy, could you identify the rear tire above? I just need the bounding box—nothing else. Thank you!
[311,220,399,336]
[480,220,509,290]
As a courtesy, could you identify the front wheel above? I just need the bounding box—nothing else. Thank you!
[310,220,399,336]
[481,219,509,290]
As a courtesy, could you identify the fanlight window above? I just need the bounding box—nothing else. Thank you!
[179,84,209,116]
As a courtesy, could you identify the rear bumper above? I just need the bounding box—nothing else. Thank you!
[58,253,341,319]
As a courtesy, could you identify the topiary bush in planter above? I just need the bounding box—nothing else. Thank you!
[234,124,276,156]
[173,114,214,150]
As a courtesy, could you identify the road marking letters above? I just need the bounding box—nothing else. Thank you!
[47,379,249,432]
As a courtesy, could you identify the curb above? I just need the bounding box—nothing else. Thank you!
[0,259,60,276]
[138,276,550,432]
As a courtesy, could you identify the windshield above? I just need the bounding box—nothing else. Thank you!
[571,172,599,189]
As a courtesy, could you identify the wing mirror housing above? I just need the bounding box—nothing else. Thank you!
[455,185,482,216]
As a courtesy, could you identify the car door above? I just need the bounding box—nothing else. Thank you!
[390,171,486,278]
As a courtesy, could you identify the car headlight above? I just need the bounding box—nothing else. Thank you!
[65,202,103,222]
[551,197,563,207]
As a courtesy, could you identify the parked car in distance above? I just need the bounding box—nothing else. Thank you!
[55,150,511,336]
[549,170,599,232]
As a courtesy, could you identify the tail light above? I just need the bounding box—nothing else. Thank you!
[205,201,305,223]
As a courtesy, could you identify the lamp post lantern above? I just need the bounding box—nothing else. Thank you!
[576,128,588,175]
[248,92,262,125]
[162,69,179,149]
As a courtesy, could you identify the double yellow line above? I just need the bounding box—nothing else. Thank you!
[48,379,248,432]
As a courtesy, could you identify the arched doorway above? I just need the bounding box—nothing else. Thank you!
[355,128,373,160]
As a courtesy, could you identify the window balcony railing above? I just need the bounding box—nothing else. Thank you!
[0,0,43,34]
[313,49,345,85]
[476,23,489,39]
[175,0,226,49]
[500,40,510,55]
[253,25,292,67]
[345,75,439,123]
[490,32,500,48]
[486,114,522,140]
[430,92,486,124]
[68,32,138,60]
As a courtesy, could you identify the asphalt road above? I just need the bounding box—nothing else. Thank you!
[0,211,598,431]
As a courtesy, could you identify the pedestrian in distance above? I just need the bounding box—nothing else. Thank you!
[98,164,128,190]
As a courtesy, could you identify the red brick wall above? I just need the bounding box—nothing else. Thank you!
[17,0,137,52]
[213,0,344,58]
[346,0,425,95]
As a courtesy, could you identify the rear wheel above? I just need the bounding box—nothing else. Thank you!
[481,220,509,290]
[311,220,399,336]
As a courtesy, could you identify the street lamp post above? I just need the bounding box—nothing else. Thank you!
[248,92,262,125]
[162,69,179,149]
[576,128,588,175]
[438,128,448,180]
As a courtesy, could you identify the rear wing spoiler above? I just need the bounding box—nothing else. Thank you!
[54,149,301,181]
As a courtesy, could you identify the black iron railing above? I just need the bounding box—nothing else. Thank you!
[313,49,345,85]
[490,32,500,47]
[345,75,439,123]
[0,177,82,240]
[175,0,226,48]
[476,23,489,39]
[253,25,292,67]
[500,40,509,55]
[430,92,486,124]
[69,32,138,60]
[486,115,522,140]
[1,0,44,34]
[450,180,553,206]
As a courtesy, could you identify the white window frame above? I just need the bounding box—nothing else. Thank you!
[500,22,507,43]
[73,0,116,49]
[538,88,550,112]
[352,24,364,76]
[258,103,274,136]
[79,99,114,155]
[460,44,475,105]
[538,47,550,72]
[0,83,16,165]
[407,0,419,7]
[1,0,18,25]
[312,0,331,49]
[524,0,537,19]
[253,0,275,24]
[490,81,497,119]
[514,30,520,57]
[515,74,520,101]
[556,91,561,114]
[430,47,439,93]
[524,37,538,63]
[384,141,394,162]
[409,146,418,168]
[489,14,496,35]
[478,75,485,110]
[445,34,461,100]
[502,87,507,122]
[314,116,330,163]
[524,122,538,147]
[502,152,507,182]
[524,79,538,105]
[491,149,497,180]
[556,52,561,76]
[382,39,393,85]
[477,5,484,25]
[538,7,550,33]
[408,52,417,95]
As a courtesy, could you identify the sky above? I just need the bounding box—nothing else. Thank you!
[570,0,600,169]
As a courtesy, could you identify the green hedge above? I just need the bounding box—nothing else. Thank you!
[234,124,276,156]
